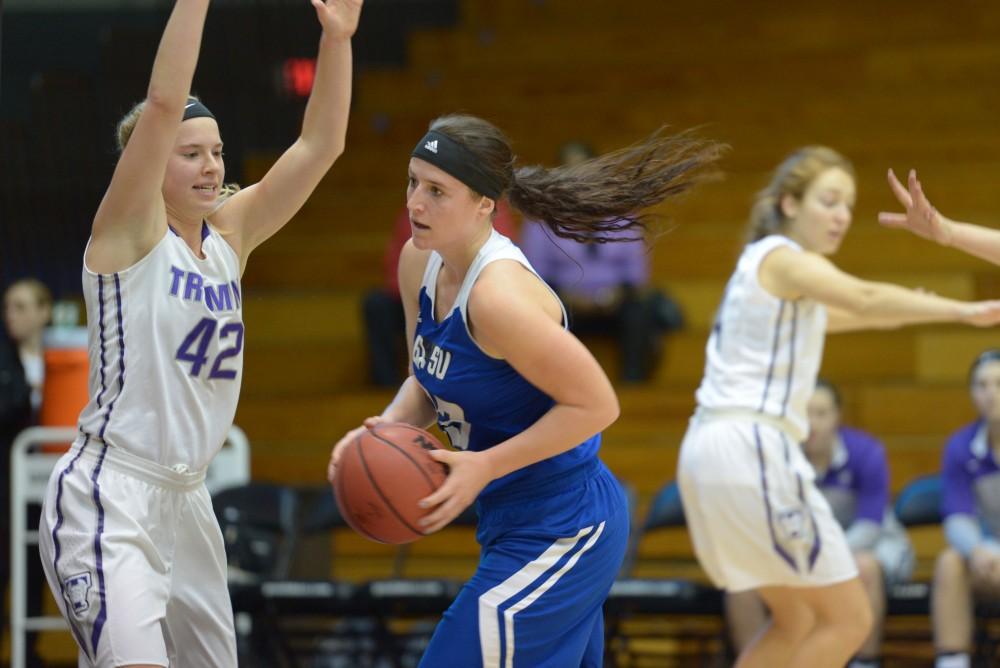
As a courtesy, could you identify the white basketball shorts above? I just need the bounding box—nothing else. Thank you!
[38,435,237,667]
[677,411,858,592]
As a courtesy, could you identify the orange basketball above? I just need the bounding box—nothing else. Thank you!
[332,422,448,544]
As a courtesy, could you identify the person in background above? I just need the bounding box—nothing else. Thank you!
[1,277,53,667]
[932,349,1000,668]
[362,202,518,387]
[725,379,914,668]
[520,141,683,383]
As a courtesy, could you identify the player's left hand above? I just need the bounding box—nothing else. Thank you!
[310,0,363,40]
[417,449,494,533]
[878,168,954,246]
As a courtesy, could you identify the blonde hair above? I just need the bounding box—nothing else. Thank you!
[115,98,240,199]
[747,146,855,242]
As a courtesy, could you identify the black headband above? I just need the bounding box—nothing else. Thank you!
[411,130,504,200]
[183,97,215,122]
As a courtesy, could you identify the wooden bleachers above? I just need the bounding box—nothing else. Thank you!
[231,0,1000,588]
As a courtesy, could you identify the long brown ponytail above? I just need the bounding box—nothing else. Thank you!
[428,114,726,243]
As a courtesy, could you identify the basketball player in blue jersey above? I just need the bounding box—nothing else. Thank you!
[37,1,362,666]
[928,350,1000,668]
[330,116,724,667]
[677,146,1000,668]
[726,380,914,668]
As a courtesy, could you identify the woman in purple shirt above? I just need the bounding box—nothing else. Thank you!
[932,350,1000,668]
[519,141,683,382]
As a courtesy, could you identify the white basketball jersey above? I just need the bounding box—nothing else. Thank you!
[695,235,826,440]
[77,224,243,471]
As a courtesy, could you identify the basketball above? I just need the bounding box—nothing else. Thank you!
[332,422,448,544]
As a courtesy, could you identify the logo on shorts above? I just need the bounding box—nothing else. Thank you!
[775,506,811,543]
[63,572,93,616]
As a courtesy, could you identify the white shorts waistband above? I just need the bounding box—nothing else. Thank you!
[71,435,207,491]
[693,407,805,442]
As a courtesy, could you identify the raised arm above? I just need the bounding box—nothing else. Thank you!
[89,0,211,270]
[758,246,1000,332]
[879,168,1000,266]
[212,0,363,266]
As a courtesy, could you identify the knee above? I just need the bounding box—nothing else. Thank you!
[934,547,969,588]
[854,551,883,588]
[824,584,874,646]
[769,601,816,641]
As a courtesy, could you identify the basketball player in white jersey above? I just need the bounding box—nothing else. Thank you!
[37,1,362,666]
[677,147,1000,668]
[880,167,1000,266]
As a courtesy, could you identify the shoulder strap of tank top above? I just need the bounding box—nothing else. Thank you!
[455,230,568,328]
[420,250,444,305]
[741,234,803,281]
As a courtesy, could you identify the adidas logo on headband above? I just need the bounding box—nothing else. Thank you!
[411,130,503,199]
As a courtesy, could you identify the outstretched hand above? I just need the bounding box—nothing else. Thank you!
[878,168,953,246]
[962,300,1000,328]
[310,0,363,40]
[417,449,495,533]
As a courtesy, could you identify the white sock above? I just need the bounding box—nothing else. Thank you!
[848,659,880,668]
[935,653,971,668]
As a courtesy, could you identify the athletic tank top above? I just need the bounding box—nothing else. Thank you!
[77,223,243,471]
[412,229,601,499]
[695,235,827,441]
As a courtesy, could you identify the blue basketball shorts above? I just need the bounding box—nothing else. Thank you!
[419,459,630,668]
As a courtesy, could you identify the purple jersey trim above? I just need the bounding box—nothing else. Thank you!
[89,442,110,655]
[755,424,797,571]
[98,274,125,440]
[51,436,92,657]
[786,427,823,572]
[779,302,798,418]
[757,301,786,413]
[167,221,211,241]
[95,276,108,409]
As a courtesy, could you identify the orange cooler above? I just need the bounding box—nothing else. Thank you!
[39,326,89,452]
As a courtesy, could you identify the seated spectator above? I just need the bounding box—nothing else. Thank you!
[362,202,518,387]
[2,277,53,667]
[725,379,914,668]
[519,141,683,383]
[933,349,1000,668]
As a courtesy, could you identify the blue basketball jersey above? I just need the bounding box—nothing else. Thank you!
[411,230,601,499]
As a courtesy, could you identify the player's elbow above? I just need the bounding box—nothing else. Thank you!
[144,88,186,117]
[301,135,346,167]
[839,284,880,317]
[593,388,621,431]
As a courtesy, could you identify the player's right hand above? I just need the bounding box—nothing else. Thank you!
[328,416,385,482]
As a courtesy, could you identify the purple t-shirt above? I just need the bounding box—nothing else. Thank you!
[941,421,1000,530]
[518,221,649,300]
[815,426,889,527]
